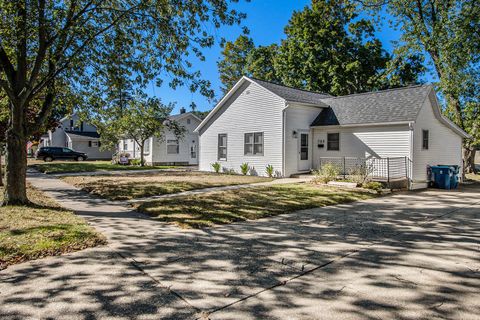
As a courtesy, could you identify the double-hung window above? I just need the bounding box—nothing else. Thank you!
[327,133,340,151]
[167,139,179,154]
[422,130,429,150]
[244,132,264,156]
[218,134,227,160]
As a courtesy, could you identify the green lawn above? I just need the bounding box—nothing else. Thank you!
[136,183,377,228]
[0,186,106,269]
[62,172,273,200]
[30,160,178,174]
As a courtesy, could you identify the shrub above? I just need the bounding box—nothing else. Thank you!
[211,162,221,173]
[313,163,340,184]
[130,158,143,166]
[222,167,236,175]
[240,163,249,175]
[348,162,374,185]
[363,181,383,192]
[265,164,274,178]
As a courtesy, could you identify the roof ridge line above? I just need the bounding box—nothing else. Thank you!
[323,84,431,100]
[249,77,332,96]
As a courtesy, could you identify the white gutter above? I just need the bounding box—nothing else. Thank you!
[282,104,288,177]
[310,121,411,129]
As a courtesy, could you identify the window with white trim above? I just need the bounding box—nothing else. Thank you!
[327,133,340,151]
[244,132,264,155]
[167,139,179,154]
[422,130,429,150]
[144,139,150,154]
[218,134,227,160]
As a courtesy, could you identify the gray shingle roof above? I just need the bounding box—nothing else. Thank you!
[251,78,331,105]
[65,130,100,139]
[311,85,432,126]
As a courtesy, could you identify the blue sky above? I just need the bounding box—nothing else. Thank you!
[151,0,430,114]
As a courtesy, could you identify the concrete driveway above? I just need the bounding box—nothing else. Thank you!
[1,175,479,319]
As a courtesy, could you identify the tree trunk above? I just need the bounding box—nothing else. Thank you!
[0,145,3,187]
[2,98,29,206]
[140,144,145,167]
[3,128,28,205]
[463,147,477,174]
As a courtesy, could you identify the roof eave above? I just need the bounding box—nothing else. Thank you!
[310,121,412,128]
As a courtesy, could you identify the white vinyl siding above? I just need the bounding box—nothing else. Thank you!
[198,81,284,176]
[284,105,323,176]
[411,92,463,188]
[312,124,411,169]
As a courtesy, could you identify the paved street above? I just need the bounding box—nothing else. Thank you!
[1,173,479,319]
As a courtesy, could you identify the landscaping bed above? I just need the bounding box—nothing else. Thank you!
[62,172,274,200]
[30,160,178,174]
[135,183,377,228]
[0,186,106,269]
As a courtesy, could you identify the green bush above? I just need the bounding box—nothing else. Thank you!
[313,163,340,184]
[265,164,274,178]
[130,159,143,166]
[240,163,249,175]
[363,181,383,192]
[211,162,221,173]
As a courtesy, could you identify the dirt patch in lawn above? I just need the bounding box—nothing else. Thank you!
[0,186,106,269]
[61,172,273,200]
[135,183,378,228]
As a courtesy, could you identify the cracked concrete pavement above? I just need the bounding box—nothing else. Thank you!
[0,172,479,319]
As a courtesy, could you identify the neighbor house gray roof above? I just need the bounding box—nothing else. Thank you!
[65,130,100,139]
[251,78,331,105]
[311,85,433,126]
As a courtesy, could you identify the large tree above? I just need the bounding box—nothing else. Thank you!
[0,0,246,205]
[99,96,184,166]
[217,35,255,94]
[274,0,423,95]
[363,0,480,172]
[217,0,424,96]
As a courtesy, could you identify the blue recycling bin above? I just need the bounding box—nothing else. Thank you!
[437,165,460,189]
[430,166,453,190]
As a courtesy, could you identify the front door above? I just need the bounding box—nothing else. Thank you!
[190,140,198,165]
[298,132,310,171]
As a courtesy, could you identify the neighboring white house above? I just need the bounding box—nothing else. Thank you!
[118,110,202,165]
[41,113,114,160]
[195,76,470,189]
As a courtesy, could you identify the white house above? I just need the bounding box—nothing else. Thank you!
[195,76,470,189]
[118,110,202,165]
[41,113,114,160]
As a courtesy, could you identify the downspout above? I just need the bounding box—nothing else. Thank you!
[408,121,414,190]
[282,104,288,177]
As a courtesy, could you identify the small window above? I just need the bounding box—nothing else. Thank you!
[191,142,197,158]
[89,141,99,148]
[167,139,179,154]
[187,118,191,124]
[123,141,128,150]
[218,134,227,160]
[422,130,429,150]
[327,133,340,151]
[144,139,150,154]
[244,132,264,156]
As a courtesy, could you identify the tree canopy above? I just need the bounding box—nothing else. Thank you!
[363,0,480,171]
[217,0,424,95]
[0,0,247,205]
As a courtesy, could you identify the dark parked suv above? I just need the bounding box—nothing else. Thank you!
[35,147,88,162]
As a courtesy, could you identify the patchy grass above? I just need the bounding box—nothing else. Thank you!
[62,172,273,200]
[0,186,106,269]
[136,183,377,228]
[466,173,480,184]
[30,160,178,174]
